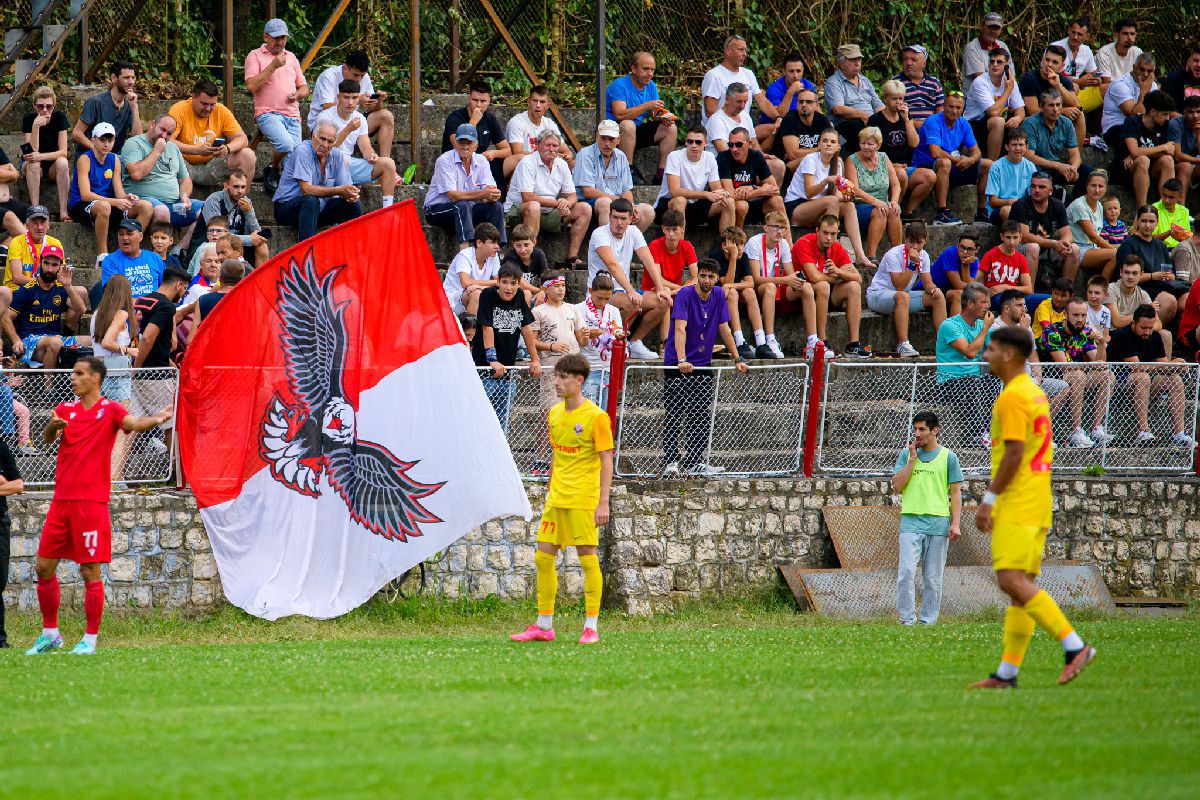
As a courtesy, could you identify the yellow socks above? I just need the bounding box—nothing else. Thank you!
[997,604,1036,678]
[580,554,603,625]
[1024,589,1074,642]
[535,550,558,623]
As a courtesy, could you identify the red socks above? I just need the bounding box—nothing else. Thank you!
[36,576,60,629]
[84,581,105,636]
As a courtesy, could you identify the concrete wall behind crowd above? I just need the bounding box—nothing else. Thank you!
[4,477,1199,617]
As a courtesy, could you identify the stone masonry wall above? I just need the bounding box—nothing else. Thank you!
[4,477,1199,617]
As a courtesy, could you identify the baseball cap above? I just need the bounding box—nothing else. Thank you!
[39,244,64,261]
[118,218,143,232]
[91,121,116,138]
[25,205,49,221]
[264,18,289,37]
[596,120,620,138]
[836,44,863,61]
[983,12,1003,27]
[902,44,928,56]
[454,123,479,142]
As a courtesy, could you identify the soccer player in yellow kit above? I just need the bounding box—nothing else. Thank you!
[971,326,1096,688]
[511,353,613,645]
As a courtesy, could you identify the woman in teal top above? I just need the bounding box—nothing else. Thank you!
[845,125,903,265]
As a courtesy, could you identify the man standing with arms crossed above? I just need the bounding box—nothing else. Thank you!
[25,357,172,655]
[892,411,962,626]
[511,353,613,645]
[971,326,1096,688]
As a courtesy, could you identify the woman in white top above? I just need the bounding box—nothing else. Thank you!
[1066,169,1118,280]
[784,128,873,267]
[90,274,138,480]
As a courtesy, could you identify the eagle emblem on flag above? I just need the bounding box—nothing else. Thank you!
[258,249,444,541]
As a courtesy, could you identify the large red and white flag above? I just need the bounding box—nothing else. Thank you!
[177,201,531,619]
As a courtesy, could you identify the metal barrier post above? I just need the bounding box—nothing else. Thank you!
[802,342,825,477]
[606,338,627,435]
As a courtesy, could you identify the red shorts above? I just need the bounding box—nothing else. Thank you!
[39,500,113,564]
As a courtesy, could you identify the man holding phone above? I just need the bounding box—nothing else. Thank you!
[169,79,255,185]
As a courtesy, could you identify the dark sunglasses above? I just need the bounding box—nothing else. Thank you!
[685,138,705,145]
[728,142,746,149]
[34,103,53,110]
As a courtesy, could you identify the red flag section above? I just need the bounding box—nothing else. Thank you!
[177,200,461,509]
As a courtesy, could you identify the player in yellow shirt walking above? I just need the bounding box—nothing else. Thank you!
[511,353,613,644]
[971,326,1096,688]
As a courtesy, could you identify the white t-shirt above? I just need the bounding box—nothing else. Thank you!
[1101,72,1158,133]
[505,152,575,212]
[868,243,929,295]
[786,152,841,202]
[744,233,791,278]
[705,107,757,153]
[1096,43,1143,82]
[656,149,720,202]
[307,64,375,128]
[964,72,1024,121]
[505,111,561,153]
[1051,38,1100,79]
[576,299,624,365]
[699,64,761,124]
[315,107,370,160]
[443,247,501,313]
[532,302,583,363]
[587,223,648,287]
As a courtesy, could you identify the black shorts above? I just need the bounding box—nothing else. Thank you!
[948,161,981,188]
[655,197,716,229]
[743,197,768,224]
[969,118,990,149]
[635,119,664,150]
[68,200,96,226]
[0,198,31,224]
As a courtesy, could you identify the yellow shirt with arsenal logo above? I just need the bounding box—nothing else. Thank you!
[545,399,613,510]
[6,234,62,290]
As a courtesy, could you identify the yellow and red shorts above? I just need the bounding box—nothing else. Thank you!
[536,506,598,548]
[991,519,1048,575]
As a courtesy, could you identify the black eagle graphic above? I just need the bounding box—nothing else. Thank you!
[258,249,444,542]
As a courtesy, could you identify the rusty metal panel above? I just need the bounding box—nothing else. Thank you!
[822,506,992,570]
[780,562,1115,618]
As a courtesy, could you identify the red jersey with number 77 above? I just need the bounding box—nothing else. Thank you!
[53,398,128,503]
[989,372,1052,527]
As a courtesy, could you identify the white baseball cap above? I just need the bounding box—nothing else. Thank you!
[596,120,620,138]
[91,121,116,138]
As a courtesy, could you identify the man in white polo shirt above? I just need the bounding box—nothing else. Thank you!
[504,129,591,268]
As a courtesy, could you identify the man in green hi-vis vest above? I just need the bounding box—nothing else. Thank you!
[890,410,963,625]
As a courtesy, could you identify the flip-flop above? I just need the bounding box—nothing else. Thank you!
[401,163,417,185]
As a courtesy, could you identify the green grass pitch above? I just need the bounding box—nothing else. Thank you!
[2,595,1197,799]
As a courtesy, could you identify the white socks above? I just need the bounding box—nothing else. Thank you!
[381,195,395,207]
[805,334,818,346]
[536,614,553,631]
[584,615,599,632]
[1061,631,1084,652]
[754,329,767,347]
[995,660,1019,680]
[733,330,746,346]
[43,627,59,639]
[82,633,98,646]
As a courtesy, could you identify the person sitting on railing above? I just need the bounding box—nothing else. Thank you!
[934,281,995,447]
[661,258,748,478]
[575,272,624,408]
[1038,296,1112,449]
[1106,255,1176,338]
[794,213,872,359]
[1109,304,1196,447]
[3,245,89,371]
[866,221,946,358]
[473,263,542,433]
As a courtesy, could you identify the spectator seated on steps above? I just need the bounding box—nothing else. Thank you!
[68,122,153,267]
[272,122,363,244]
[605,51,678,184]
[202,169,269,268]
[425,123,506,253]
[168,78,256,187]
[308,49,394,169]
[21,85,71,221]
[121,114,205,256]
[314,79,398,208]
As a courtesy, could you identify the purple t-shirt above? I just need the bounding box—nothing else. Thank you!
[663,284,730,367]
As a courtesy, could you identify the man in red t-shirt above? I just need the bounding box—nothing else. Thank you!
[980,219,1047,313]
[633,209,698,345]
[793,213,872,358]
[25,357,172,656]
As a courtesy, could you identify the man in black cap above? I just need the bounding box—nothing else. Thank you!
[94,218,165,308]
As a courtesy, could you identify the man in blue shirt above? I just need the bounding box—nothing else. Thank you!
[4,244,89,369]
[606,52,678,183]
[916,232,981,315]
[934,281,996,444]
[761,53,816,123]
[574,120,654,231]
[984,128,1037,223]
[273,121,363,242]
[903,92,992,225]
[100,219,165,299]
[661,259,748,477]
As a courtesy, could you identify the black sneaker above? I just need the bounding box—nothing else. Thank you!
[755,343,782,359]
[843,342,873,358]
[974,208,990,224]
[736,342,756,360]
[263,166,280,194]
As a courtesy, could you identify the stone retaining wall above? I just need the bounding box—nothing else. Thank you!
[4,477,1198,616]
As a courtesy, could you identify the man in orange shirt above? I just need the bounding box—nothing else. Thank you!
[169,79,255,186]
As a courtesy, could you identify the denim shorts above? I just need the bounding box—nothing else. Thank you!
[145,196,203,227]
[255,112,302,153]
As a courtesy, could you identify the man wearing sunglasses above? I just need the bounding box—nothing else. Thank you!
[653,127,735,232]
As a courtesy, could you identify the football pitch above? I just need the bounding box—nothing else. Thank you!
[2,596,1197,799]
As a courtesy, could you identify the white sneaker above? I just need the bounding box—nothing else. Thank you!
[1171,432,1196,448]
[1089,426,1114,445]
[662,461,681,477]
[687,463,726,476]
[897,341,920,358]
[766,340,785,359]
[1135,431,1156,444]
[1068,428,1095,449]
[1088,135,1109,152]
[627,340,658,360]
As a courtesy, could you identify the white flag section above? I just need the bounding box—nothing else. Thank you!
[201,344,531,620]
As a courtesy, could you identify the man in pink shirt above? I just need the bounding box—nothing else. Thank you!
[244,18,309,193]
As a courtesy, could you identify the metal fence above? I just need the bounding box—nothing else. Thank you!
[817,361,1200,476]
[476,363,611,479]
[614,362,810,478]
[0,366,178,487]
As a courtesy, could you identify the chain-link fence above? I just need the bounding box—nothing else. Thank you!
[817,360,1200,476]
[0,366,178,487]
[614,362,809,478]
[477,363,611,479]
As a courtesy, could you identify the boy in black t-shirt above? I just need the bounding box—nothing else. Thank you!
[502,223,550,307]
[474,263,541,431]
[1111,90,1176,207]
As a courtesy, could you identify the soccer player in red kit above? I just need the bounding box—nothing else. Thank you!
[25,357,172,656]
